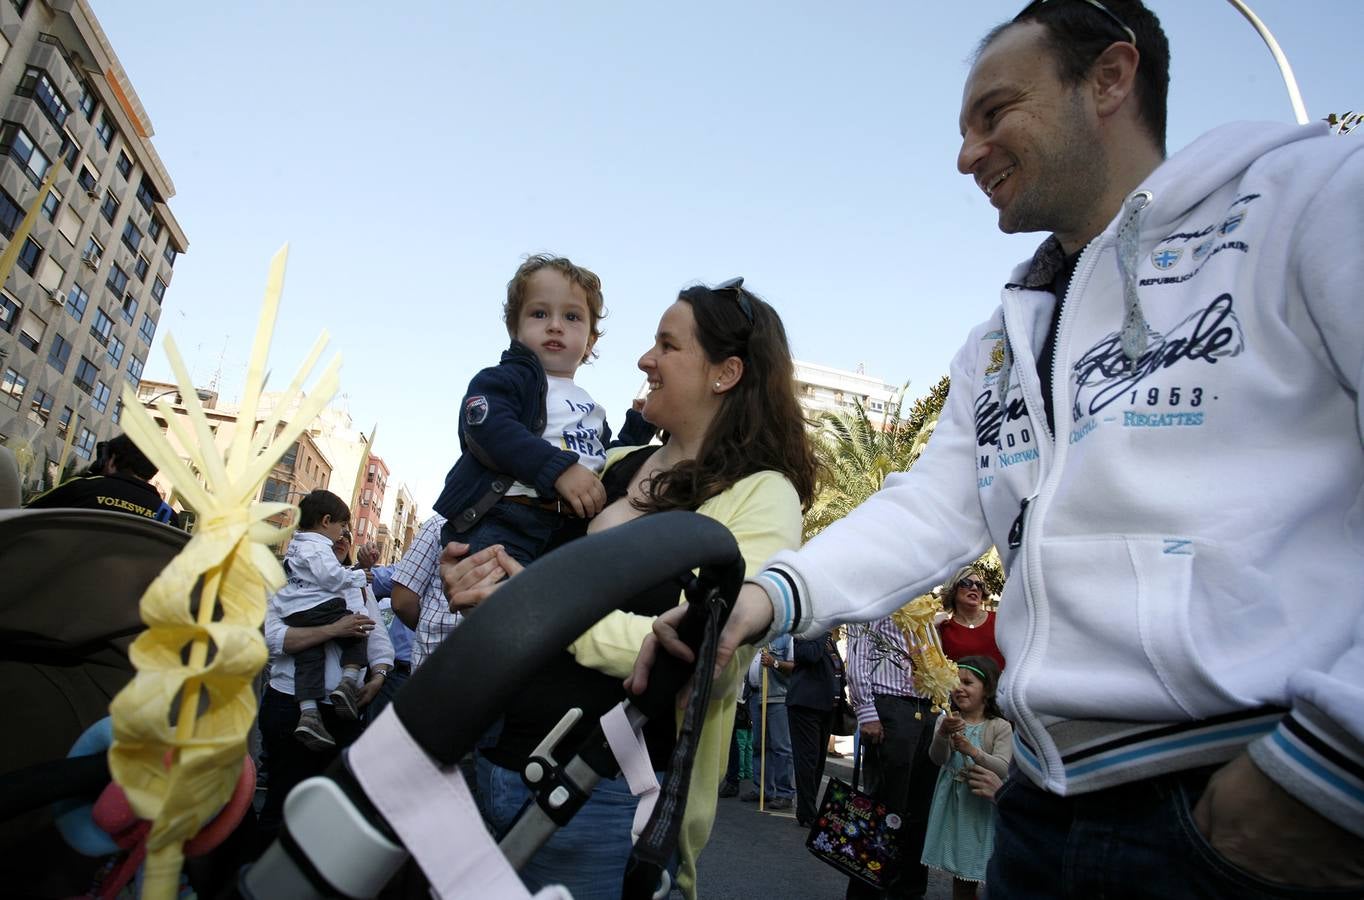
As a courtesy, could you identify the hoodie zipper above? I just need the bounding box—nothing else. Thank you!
[999,232,1106,789]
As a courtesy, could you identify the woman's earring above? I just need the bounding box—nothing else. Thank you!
[714,381,722,391]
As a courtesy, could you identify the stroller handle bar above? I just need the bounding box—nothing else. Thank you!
[392,510,744,767]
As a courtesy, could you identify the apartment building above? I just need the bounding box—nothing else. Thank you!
[0,0,187,489]
[354,453,388,546]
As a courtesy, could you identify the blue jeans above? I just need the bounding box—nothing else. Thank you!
[440,499,563,567]
[989,764,1361,898]
[482,757,642,899]
[749,695,795,799]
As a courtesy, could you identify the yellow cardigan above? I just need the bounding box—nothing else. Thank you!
[566,446,803,898]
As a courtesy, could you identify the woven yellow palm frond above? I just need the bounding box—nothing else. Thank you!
[107,245,342,899]
[890,592,960,717]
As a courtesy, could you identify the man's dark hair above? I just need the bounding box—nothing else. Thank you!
[980,0,1170,153]
[104,434,157,481]
[298,489,350,529]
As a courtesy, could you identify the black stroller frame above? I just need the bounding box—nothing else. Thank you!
[241,510,743,899]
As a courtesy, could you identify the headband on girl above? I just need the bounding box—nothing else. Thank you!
[959,663,988,680]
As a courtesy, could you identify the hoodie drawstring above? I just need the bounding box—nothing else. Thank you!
[1115,190,1153,367]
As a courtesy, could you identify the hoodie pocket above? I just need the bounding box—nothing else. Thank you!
[1025,535,1241,722]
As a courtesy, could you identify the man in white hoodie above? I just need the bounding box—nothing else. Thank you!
[635,1,1364,894]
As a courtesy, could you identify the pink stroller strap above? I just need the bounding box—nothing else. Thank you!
[348,708,570,899]
[600,702,660,846]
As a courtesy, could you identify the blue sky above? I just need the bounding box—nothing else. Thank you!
[95,0,1360,512]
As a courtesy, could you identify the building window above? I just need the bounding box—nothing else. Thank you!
[27,387,51,425]
[0,292,17,332]
[73,355,98,394]
[16,67,70,130]
[133,254,149,281]
[121,292,137,325]
[135,177,156,213]
[163,245,176,267]
[121,219,142,254]
[77,79,96,121]
[90,307,112,345]
[40,188,59,222]
[106,334,124,367]
[17,308,43,351]
[261,477,290,503]
[0,121,51,186]
[75,426,96,460]
[17,236,41,276]
[83,235,104,268]
[47,332,71,373]
[95,113,115,149]
[105,263,128,296]
[151,276,166,303]
[0,367,25,409]
[148,216,163,241]
[66,284,90,322]
[279,441,298,470]
[100,189,119,224]
[76,163,97,193]
[91,379,110,413]
[111,396,122,424]
[0,186,21,238]
[115,150,133,179]
[54,406,73,438]
[59,130,80,170]
[138,311,155,345]
[126,352,144,382]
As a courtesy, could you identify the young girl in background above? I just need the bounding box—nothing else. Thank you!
[921,655,1012,900]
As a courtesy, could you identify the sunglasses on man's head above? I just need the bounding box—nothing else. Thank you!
[1014,0,1137,48]
[958,579,987,592]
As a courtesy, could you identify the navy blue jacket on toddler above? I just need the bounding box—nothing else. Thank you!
[432,339,653,564]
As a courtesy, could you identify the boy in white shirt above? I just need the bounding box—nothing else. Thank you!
[270,489,371,749]
[432,254,649,565]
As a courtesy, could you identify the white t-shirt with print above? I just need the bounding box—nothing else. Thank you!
[508,376,607,497]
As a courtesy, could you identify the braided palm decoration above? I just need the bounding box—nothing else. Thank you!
[890,593,961,717]
[108,245,341,898]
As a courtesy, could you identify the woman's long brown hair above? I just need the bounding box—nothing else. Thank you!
[637,283,818,513]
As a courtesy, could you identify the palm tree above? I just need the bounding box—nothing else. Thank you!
[804,375,1005,598]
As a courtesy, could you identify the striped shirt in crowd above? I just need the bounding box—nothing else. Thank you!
[392,513,460,669]
[845,615,924,726]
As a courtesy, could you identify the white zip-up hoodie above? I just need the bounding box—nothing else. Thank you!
[754,121,1364,836]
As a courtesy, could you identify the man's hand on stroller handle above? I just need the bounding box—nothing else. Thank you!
[626,583,774,695]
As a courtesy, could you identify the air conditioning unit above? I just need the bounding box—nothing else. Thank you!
[85,183,100,200]
[81,250,101,269]
[46,288,64,305]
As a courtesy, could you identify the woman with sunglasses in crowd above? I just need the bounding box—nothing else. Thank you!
[938,567,1005,670]
[443,278,817,899]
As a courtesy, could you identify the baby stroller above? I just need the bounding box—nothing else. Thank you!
[3,510,742,899]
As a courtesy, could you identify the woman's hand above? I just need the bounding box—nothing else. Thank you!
[627,582,774,695]
[328,613,376,641]
[440,541,522,612]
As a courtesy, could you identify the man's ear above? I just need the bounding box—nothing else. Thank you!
[1090,41,1140,119]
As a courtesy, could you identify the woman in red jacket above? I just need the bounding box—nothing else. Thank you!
[937,567,1005,671]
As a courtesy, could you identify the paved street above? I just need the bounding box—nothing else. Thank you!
[691,754,952,899]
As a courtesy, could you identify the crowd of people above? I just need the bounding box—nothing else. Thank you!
[13,0,1364,897]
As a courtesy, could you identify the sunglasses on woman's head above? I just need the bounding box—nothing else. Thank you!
[712,276,755,327]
